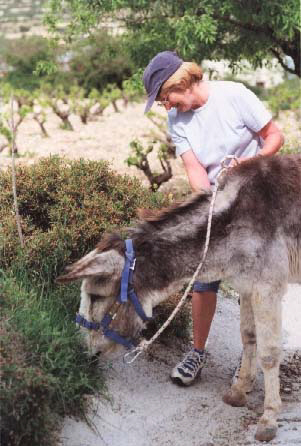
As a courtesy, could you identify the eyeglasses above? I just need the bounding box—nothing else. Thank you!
[157,99,170,107]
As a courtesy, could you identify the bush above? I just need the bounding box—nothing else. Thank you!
[0,36,56,91]
[0,156,165,286]
[0,31,135,95]
[266,77,301,117]
[0,313,56,446]
[0,157,186,445]
[0,273,105,446]
[68,30,135,93]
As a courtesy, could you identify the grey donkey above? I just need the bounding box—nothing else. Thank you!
[57,154,301,443]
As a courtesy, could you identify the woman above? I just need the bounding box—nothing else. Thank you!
[143,50,284,386]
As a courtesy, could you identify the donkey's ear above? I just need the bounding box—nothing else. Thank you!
[56,249,122,284]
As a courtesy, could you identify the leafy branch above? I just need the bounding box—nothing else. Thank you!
[126,112,175,191]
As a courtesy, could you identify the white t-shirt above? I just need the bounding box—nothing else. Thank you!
[168,81,272,182]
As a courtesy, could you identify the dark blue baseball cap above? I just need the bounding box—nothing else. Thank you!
[143,51,183,113]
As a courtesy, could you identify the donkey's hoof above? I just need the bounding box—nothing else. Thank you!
[222,388,247,407]
[255,422,277,442]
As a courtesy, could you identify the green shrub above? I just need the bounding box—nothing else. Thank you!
[0,156,165,286]
[0,272,105,446]
[266,78,301,117]
[0,36,56,91]
[0,314,56,446]
[0,157,187,445]
[0,31,135,95]
[68,30,135,93]
[280,144,301,155]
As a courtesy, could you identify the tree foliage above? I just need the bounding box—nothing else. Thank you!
[45,0,300,76]
[67,30,134,92]
[0,29,134,94]
[0,36,57,90]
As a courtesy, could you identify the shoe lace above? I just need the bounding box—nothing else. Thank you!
[181,350,204,373]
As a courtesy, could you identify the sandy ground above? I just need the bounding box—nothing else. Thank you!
[59,285,301,446]
[0,101,188,193]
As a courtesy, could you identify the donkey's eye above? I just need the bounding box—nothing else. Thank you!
[94,276,109,286]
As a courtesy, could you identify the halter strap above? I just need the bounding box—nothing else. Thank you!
[76,313,101,330]
[119,239,136,303]
[76,239,151,349]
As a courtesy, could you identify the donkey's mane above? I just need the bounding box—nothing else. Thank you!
[137,155,301,229]
[95,193,212,253]
[96,157,292,250]
[96,232,124,254]
[138,190,211,226]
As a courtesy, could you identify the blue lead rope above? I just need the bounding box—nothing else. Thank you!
[76,239,151,349]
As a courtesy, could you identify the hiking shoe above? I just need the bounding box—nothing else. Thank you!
[171,348,206,386]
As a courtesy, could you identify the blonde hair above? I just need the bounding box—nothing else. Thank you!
[159,62,203,99]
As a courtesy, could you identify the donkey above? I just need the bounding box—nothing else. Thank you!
[57,154,301,442]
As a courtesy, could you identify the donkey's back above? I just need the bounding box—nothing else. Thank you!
[218,154,301,285]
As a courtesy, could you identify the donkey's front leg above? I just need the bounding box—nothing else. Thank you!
[252,290,282,442]
[223,293,257,407]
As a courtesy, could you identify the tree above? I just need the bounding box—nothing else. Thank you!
[45,0,300,77]
[0,85,32,154]
[67,30,134,93]
[0,36,57,90]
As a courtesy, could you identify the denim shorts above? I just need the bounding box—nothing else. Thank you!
[193,280,221,293]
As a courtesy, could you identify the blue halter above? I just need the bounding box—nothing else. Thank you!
[75,239,152,349]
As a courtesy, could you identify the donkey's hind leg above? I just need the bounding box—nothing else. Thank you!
[223,292,257,407]
[252,288,283,443]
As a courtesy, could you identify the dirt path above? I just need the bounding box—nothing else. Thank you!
[60,285,301,446]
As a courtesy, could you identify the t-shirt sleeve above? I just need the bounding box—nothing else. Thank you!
[234,84,272,133]
[167,112,191,157]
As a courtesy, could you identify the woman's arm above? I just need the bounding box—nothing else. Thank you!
[258,120,284,156]
[232,120,284,166]
[181,149,211,192]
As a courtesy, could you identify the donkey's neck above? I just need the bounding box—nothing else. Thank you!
[130,182,242,309]
[132,210,212,308]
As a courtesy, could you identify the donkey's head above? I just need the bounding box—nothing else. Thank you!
[57,234,152,356]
